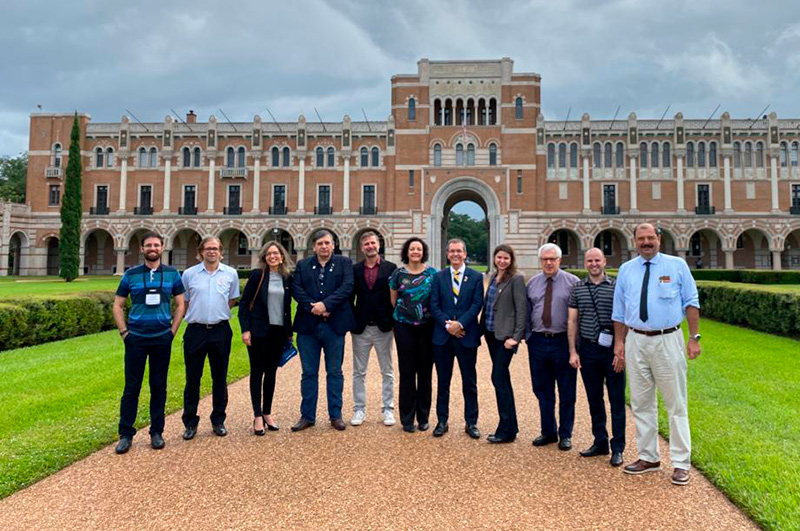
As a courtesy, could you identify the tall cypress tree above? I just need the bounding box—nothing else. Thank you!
[59,113,82,281]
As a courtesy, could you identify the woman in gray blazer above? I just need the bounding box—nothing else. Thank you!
[480,244,527,443]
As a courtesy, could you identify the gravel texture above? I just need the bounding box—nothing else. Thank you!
[0,340,757,530]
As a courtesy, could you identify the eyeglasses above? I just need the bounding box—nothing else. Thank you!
[541,257,560,262]
[203,247,221,252]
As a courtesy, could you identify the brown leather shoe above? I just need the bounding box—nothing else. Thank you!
[623,459,661,475]
[290,418,315,432]
[671,468,690,485]
[330,418,346,431]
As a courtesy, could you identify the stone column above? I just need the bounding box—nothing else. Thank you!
[115,249,126,275]
[295,248,306,261]
[723,156,733,213]
[676,155,686,212]
[582,155,591,213]
[297,158,306,213]
[118,158,128,213]
[676,249,688,263]
[343,157,351,213]
[207,157,216,212]
[629,154,638,213]
[79,245,85,276]
[250,248,260,269]
[162,159,171,213]
[724,249,735,270]
[772,250,782,271]
[252,159,261,212]
[162,248,171,266]
[770,156,780,213]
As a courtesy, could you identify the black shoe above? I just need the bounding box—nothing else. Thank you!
[417,422,429,432]
[291,418,315,432]
[212,424,228,437]
[579,444,610,457]
[115,437,132,454]
[610,452,624,467]
[432,422,449,437]
[253,418,265,436]
[558,438,572,451]
[532,434,558,447]
[183,425,197,440]
[465,424,481,439]
[151,433,165,450]
[487,434,515,444]
[403,424,416,433]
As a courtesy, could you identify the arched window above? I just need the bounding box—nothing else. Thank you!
[744,142,753,168]
[712,142,721,168]
[272,146,280,167]
[515,97,523,119]
[316,147,324,167]
[237,146,246,167]
[360,147,369,167]
[226,147,235,168]
[327,147,335,167]
[53,143,62,167]
[651,142,659,168]
[139,147,148,168]
[604,143,612,168]
[183,147,191,167]
[780,142,788,167]
[95,147,104,168]
[558,144,567,168]
[149,147,157,168]
[434,99,442,125]
[467,144,475,165]
[444,99,452,126]
[408,98,416,121]
[792,142,799,167]
[489,98,497,125]
[106,147,114,167]
[756,142,764,168]
[371,147,380,167]
[456,144,464,166]
[697,142,706,167]
[282,146,290,167]
[547,144,556,168]
[570,143,579,168]
[478,98,487,125]
[489,143,497,166]
[593,143,602,168]
[193,147,201,167]
[733,142,742,168]
[640,142,648,168]
[686,142,694,167]
[662,142,671,167]
[615,142,624,168]
[434,144,442,166]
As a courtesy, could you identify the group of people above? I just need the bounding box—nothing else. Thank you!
[112,223,701,486]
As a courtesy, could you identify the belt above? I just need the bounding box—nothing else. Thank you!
[534,331,566,339]
[631,325,680,337]
[188,321,227,329]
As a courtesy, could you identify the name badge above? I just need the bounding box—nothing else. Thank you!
[598,329,613,348]
[145,288,161,306]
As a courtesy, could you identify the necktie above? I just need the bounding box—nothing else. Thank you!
[452,270,460,300]
[542,277,553,329]
[640,261,651,322]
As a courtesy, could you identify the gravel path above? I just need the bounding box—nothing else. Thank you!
[0,340,756,530]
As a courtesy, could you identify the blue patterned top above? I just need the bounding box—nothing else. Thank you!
[484,279,498,332]
[388,266,437,325]
[116,264,185,337]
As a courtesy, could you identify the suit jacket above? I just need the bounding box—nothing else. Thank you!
[430,266,484,348]
[351,259,397,334]
[480,273,527,342]
[292,254,356,336]
[238,268,293,339]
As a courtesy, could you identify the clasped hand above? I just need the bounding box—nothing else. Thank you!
[446,320,465,338]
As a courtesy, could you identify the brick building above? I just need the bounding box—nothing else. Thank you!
[3,57,800,276]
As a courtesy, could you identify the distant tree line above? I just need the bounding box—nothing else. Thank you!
[447,211,488,264]
[0,153,27,203]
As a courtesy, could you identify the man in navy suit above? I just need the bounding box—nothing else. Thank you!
[291,229,356,432]
[430,238,484,439]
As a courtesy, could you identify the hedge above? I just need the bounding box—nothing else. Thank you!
[0,293,117,351]
[690,269,800,284]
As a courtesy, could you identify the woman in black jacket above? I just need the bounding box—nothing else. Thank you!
[239,241,293,435]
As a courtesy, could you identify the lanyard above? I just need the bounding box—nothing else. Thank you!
[586,280,609,328]
[142,266,164,293]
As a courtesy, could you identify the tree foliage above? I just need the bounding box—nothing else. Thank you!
[59,114,82,281]
[447,211,488,264]
[0,153,27,203]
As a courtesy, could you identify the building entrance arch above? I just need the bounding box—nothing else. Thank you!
[428,177,503,269]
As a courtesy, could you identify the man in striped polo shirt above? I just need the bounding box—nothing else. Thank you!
[567,248,625,467]
[112,232,186,454]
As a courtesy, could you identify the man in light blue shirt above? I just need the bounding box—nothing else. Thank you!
[180,236,240,440]
[612,223,701,486]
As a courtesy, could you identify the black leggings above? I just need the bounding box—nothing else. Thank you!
[247,326,284,417]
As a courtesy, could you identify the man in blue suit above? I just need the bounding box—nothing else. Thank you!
[430,238,485,439]
[291,229,356,432]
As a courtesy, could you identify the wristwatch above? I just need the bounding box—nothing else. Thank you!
[690,334,701,342]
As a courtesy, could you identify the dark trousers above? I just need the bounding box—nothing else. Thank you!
[579,341,626,453]
[119,332,173,437]
[247,326,285,417]
[434,336,478,426]
[528,333,576,439]
[296,322,345,422]
[485,333,519,439]
[393,321,434,427]
[182,322,233,428]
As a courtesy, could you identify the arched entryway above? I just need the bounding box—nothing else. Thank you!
[657,228,676,256]
[8,232,28,276]
[688,229,724,269]
[593,229,630,268]
[169,229,202,271]
[262,229,296,261]
[84,229,115,275]
[782,229,800,270]
[305,230,342,255]
[45,237,60,275]
[218,228,250,269]
[428,177,502,269]
[734,229,771,269]
[547,229,582,269]
[126,229,159,270]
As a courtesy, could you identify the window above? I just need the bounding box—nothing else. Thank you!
[371,147,380,167]
[744,142,753,168]
[515,97,523,119]
[651,142,659,168]
[327,147,335,167]
[434,144,442,167]
[467,144,475,165]
[363,185,376,212]
[603,184,616,211]
[139,147,148,168]
[226,147,235,168]
[318,185,331,210]
[96,185,108,210]
[237,146,245,167]
[593,143,601,168]
[662,142,671,167]
[697,184,710,207]
[756,142,764,168]
[193,147,201,167]
[792,142,799,167]
[686,142,695,167]
[149,147,157,168]
[444,99,452,126]
[780,142,788,167]
[95,147,104,168]
[272,146,280,167]
[48,185,60,206]
[640,143,648,168]
[558,144,566,169]
[792,184,800,207]
[489,143,497,166]
[456,144,464,165]
[228,185,241,210]
[183,148,191,167]
[733,142,741,168]
[697,142,706,167]
[489,98,497,125]
[106,148,114,167]
[184,185,196,211]
[434,99,442,125]
[604,143,612,168]
[140,185,152,208]
[408,170,415,189]
[571,143,579,168]
[282,147,290,167]
[517,173,523,194]
[53,144,62,168]
[547,144,556,168]
[360,147,369,167]
[316,147,324,167]
[273,185,286,209]
[690,233,702,256]
[615,142,624,168]
[237,233,248,256]
[408,98,416,121]
[709,142,717,168]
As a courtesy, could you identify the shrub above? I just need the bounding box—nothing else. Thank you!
[697,284,800,336]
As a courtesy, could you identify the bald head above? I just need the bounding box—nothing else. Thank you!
[584,247,607,281]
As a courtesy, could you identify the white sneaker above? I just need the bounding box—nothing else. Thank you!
[350,410,366,426]
[383,410,396,426]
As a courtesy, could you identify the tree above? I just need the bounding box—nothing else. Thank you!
[59,113,82,281]
[0,153,27,203]
[447,211,488,264]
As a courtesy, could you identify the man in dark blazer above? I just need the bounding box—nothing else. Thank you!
[350,231,398,427]
[291,229,356,432]
[430,238,484,439]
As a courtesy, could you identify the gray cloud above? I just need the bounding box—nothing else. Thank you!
[2,0,799,155]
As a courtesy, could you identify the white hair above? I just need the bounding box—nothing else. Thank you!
[538,243,563,259]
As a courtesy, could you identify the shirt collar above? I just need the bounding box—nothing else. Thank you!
[636,252,662,265]
[201,262,222,275]
[365,257,381,269]
[450,264,466,277]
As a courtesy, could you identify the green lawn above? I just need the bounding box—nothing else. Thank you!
[0,276,121,299]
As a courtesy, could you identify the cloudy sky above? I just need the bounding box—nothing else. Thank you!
[2,0,799,159]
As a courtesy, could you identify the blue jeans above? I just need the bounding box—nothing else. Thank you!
[296,322,345,422]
